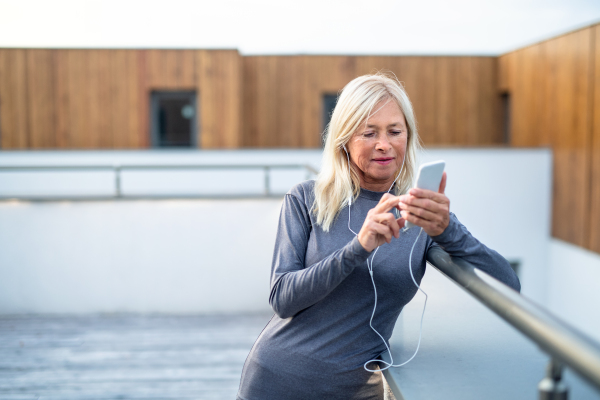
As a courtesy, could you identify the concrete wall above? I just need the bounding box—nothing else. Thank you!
[0,148,553,315]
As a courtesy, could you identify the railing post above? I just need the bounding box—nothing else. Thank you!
[539,358,568,400]
[264,166,270,196]
[115,165,122,198]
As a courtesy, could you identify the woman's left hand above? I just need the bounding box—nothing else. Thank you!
[398,172,450,237]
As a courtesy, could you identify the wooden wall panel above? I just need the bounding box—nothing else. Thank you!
[454,58,474,144]
[501,25,596,249]
[88,50,111,148]
[242,55,501,148]
[108,50,139,148]
[54,50,69,148]
[243,57,279,147]
[475,57,502,144]
[197,50,241,148]
[397,57,437,143]
[0,48,242,149]
[26,50,56,148]
[589,25,600,253]
[497,54,511,93]
[55,50,145,149]
[0,49,29,148]
[63,50,92,148]
[259,56,279,147]
[433,57,459,145]
[144,50,197,89]
[136,51,150,148]
[241,56,258,147]
[0,50,500,150]
[274,56,301,147]
[551,29,592,247]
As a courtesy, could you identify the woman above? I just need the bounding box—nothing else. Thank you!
[237,73,520,400]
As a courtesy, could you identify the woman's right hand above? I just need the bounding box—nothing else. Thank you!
[357,193,404,252]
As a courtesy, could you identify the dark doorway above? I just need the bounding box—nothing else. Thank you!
[151,91,198,148]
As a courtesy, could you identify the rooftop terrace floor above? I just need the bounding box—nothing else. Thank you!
[1,309,598,400]
[0,313,272,400]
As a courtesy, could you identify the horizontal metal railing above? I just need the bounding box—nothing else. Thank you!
[401,246,600,399]
[0,163,319,200]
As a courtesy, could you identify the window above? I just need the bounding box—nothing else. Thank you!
[322,93,338,145]
[151,91,197,148]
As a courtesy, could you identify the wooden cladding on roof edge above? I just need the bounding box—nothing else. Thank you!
[242,56,501,147]
[499,23,600,253]
[3,38,599,255]
[0,49,242,149]
[0,50,502,150]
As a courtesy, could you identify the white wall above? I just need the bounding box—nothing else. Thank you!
[0,149,324,197]
[421,148,552,303]
[0,198,281,314]
[548,239,600,342]
[0,148,553,313]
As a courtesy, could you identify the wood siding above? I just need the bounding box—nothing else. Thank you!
[1,50,501,150]
[2,32,600,255]
[0,49,241,149]
[499,23,600,251]
[242,56,502,147]
[590,25,600,253]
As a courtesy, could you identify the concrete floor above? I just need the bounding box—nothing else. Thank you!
[0,313,272,400]
[386,266,600,400]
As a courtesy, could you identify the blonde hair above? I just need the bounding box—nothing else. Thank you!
[312,72,422,231]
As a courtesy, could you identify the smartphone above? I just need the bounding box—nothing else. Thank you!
[404,160,446,229]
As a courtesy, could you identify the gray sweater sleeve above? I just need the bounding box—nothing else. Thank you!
[269,193,371,319]
[430,213,521,292]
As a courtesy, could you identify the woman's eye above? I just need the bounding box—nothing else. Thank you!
[390,130,403,136]
[363,132,376,137]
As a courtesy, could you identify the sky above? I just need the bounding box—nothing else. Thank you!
[0,0,599,55]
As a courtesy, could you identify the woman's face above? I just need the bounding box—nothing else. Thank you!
[346,99,408,192]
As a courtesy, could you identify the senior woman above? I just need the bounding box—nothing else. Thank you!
[237,73,520,400]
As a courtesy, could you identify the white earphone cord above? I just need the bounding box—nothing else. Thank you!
[344,147,428,373]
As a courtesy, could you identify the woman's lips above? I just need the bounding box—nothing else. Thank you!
[372,157,394,165]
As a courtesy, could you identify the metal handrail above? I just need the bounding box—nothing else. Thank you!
[425,246,600,396]
[0,163,319,200]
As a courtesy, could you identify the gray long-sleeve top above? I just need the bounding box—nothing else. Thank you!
[237,181,520,400]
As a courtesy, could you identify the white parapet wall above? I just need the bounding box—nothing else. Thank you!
[0,198,282,314]
[0,148,556,316]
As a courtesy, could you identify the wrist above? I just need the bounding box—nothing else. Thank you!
[357,232,374,252]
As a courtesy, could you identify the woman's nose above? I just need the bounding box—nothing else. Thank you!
[375,135,392,151]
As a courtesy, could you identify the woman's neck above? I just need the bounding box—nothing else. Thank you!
[359,177,396,193]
